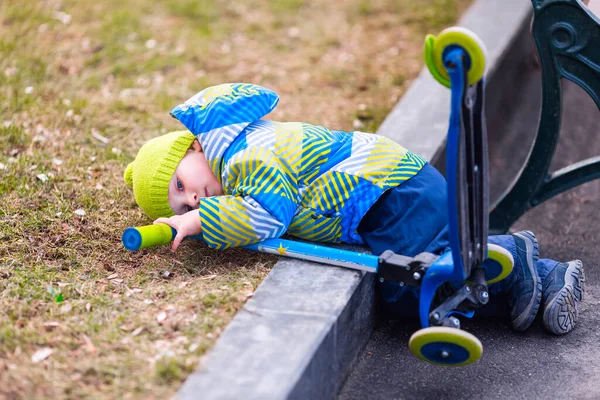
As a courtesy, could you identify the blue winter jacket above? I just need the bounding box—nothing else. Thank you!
[171,83,426,249]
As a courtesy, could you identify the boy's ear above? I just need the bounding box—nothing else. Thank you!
[191,139,203,152]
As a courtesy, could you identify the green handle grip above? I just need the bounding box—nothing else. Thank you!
[122,224,176,251]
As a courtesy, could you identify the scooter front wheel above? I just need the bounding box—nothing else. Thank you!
[465,243,515,285]
[409,326,483,366]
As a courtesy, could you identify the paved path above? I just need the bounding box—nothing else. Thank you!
[339,68,600,399]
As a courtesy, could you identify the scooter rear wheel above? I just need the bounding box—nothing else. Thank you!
[424,27,488,88]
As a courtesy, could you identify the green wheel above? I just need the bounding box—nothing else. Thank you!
[464,243,515,285]
[483,243,514,284]
[424,27,488,88]
[409,327,483,366]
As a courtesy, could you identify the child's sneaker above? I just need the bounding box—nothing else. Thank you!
[542,260,585,335]
[507,231,543,331]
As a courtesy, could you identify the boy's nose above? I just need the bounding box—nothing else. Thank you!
[187,192,198,205]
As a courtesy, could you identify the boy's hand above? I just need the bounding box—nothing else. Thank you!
[153,210,202,252]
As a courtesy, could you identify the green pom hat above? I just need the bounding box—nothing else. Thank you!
[124,130,196,220]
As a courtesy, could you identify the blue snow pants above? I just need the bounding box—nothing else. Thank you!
[357,163,559,317]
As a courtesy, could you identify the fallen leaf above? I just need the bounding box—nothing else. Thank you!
[31,348,53,363]
[43,322,61,330]
[156,312,167,323]
[131,327,144,336]
[161,270,174,280]
[107,273,119,280]
[71,373,82,381]
[119,88,147,99]
[37,174,48,182]
[173,336,188,345]
[120,324,136,332]
[52,11,72,24]
[74,209,85,216]
[81,335,96,353]
[200,274,217,280]
[103,264,115,272]
[59,302,73,314]
[126,288,143,297]
[85,303,92,312]
[91,129,110,144]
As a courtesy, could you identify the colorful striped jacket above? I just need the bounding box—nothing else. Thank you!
[170,83,426,249]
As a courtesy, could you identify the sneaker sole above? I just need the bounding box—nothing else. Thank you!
[543,260,585,335]
[512,231,542,331]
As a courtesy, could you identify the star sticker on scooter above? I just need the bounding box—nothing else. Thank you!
[277,243,288,255]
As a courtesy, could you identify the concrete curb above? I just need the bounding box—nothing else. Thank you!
[177,1,533,399]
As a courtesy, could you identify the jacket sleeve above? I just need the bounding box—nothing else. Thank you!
[198,147,298,249]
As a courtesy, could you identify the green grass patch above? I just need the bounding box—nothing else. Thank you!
[270,0,305,13]
[0,0,472,397]
[405,0,471,32]
[155,357,195,385]
[0,125,30,150]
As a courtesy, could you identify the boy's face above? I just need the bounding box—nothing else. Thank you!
[168,139,223,215]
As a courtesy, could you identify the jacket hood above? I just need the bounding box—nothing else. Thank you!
[170,83,279,182]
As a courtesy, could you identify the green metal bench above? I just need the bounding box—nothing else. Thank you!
[489,0,600,234]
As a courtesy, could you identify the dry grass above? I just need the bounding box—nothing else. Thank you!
[0,0,470,398]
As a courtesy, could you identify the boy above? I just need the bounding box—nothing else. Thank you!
[124,83,585,335]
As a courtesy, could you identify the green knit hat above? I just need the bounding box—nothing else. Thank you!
[124,130,196,220]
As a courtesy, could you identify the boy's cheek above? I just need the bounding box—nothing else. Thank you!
[166,188,181,215]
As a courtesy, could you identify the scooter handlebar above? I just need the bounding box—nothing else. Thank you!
[122,223,176,251]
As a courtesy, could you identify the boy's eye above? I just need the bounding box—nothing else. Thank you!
[176,179,183,191]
